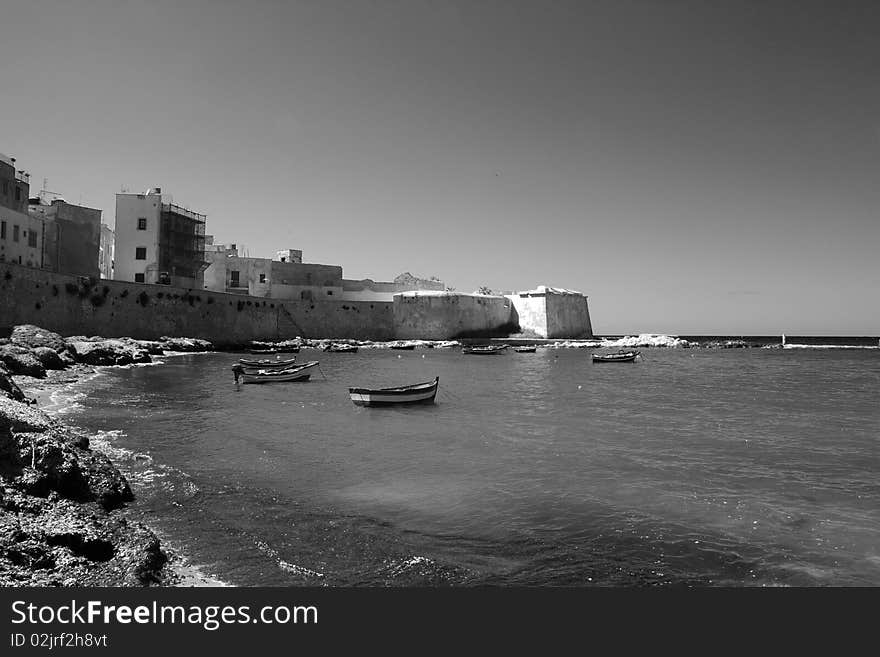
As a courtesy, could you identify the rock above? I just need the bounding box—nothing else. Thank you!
[130,340,165,355]
[0,498,168,586]
[158,336,213,352]
[0,345,47,378]
[0,363,26,402]
[32,346,67,370]
[0,398,131,509]
[10,325,69,354]
[66,339,152,366]
[0,396,53,435]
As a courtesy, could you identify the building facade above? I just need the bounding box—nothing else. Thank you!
[203,244,344,300]
[115,188,207,287]
[0,152,42,268]
[28,194,102,278]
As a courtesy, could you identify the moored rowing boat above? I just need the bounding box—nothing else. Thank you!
[591,350,640,363]
[239,360,319,384]
[348,377,439,406]
[462,345,507,355]
[239,357,297,368]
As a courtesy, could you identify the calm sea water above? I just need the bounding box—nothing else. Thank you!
[52,345,880,586]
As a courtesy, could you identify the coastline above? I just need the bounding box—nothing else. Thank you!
[0,325,228,587]
[10,357,228,588]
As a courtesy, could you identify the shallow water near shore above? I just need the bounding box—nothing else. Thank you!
[46,345,880,586]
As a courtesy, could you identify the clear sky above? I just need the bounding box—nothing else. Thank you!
[1,0,878,335]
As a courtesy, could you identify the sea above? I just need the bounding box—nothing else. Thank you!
[44,337,880,587]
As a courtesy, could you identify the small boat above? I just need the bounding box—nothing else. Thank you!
[239,361,319,384]
[591,350,640,363]
[349,377,439,406]
[389,342,416,350]
[239,357,297,368]
[513,346,537,353]
[462,345,507,355]
[324,343,358,353]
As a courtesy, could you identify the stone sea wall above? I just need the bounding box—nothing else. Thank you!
[393,292,518,340]
[2,263,593,342]
[0,263,394,345]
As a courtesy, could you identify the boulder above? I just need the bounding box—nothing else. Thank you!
[1,499,168,586]
[32,346,68,370]
[0,396,53,435]
[66,339,152,366]
[0,363,26,402]
[130,340,165,355]
[0,345,46,378]
[10,325,69,354]
[158,336,213,352]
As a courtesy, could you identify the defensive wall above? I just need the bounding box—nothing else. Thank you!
[506,287,593,338]
[392,291,519,340]
[0,262,394,345]
[1,263,593,343]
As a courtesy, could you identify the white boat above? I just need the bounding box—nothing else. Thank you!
[240,361,319,384]
[239,357,297,369]
[348,377,439,406]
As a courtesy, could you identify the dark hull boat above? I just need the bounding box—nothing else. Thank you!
[389,343,416,350]
[240,361,319,384]
[462,345,507,355]
[349,377,439,406]
[591,350,640,363]
[513,346,537,353]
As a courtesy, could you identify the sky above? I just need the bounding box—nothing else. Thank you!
[1,0,878,335]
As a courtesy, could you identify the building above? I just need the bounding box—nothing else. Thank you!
[275,249,302,264]
[114,188,208,287]
[0,152,42,269]
[203,244,343,299]
[99,223,114,279]
[28,192,102,278]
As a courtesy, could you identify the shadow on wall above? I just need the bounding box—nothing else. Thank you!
[452,320,521,339]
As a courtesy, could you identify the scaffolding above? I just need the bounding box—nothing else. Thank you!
[157,203,208,282]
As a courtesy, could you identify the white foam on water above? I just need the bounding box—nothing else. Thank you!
[44,369,105,415]
[278,560,325,578]
[548,334,689,348]
[254,540,325,579]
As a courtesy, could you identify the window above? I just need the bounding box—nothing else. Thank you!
[28,230,37,248]
[1,221,5,239]
[15,186,21,201]
[2,181,7,195]
[135,273,145,283]
[229,270,240,287]
[135,247,147,260]
[13,225,19,242]
[326,290,333,296]
[259,273,266,283]
[280,257,287,262]
[137,217,147,230]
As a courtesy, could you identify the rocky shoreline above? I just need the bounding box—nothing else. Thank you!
[0,325,220,587]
